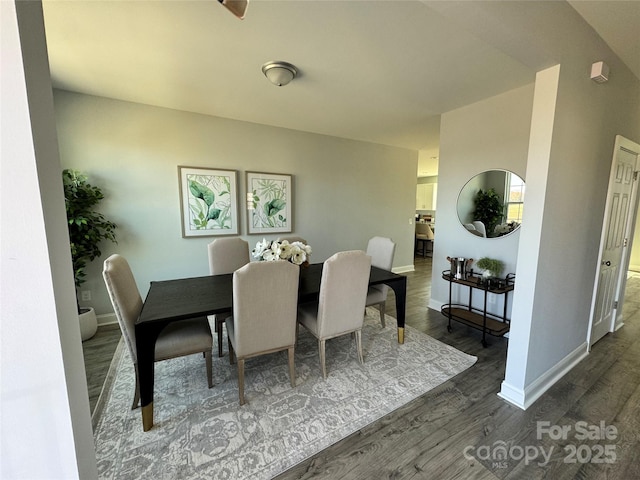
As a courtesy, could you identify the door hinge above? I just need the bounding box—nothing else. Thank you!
[614,301,618,309]
[635,171,639,181]
[624,238,629,247]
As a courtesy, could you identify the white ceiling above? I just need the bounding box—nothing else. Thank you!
[42,1,640,178]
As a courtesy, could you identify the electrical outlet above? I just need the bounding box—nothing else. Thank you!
[81,290,91,302]
[409,218,413,225]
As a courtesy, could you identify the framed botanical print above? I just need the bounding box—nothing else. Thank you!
[178,166,240,237]
[246,171,292,235]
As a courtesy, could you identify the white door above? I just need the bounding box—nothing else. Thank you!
[589,136,640,347]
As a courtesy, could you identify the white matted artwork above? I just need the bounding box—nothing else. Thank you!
[178,166,239,237]
[246,171,292,234]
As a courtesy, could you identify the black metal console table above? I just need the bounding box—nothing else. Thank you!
[441,270,515,347]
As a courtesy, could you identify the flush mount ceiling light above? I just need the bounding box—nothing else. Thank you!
[261,61,298,87]
[218,0,249,19]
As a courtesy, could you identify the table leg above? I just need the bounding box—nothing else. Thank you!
[142,403,154,431]
[135,322,165,431]
[388,276,407,344]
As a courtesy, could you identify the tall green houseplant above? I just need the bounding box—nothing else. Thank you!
[472,188,504,236]
[63,169,117,312]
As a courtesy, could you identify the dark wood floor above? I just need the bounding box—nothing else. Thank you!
[82,258,640,479]
[276,260,640,480]
[82,323,121,412]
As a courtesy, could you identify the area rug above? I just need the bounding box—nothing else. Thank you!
[93,308,477,479]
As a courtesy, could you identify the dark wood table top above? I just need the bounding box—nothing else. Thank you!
[138,263,404,325]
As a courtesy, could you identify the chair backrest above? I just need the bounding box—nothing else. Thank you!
[472,221,487,237]
[276,236,307,245]
[317,250,372,338]
[366,236,395,270]
[102,254,143,363]
[232,261,300,357]
[366,237,395,296]
[208,237,250,275]
[415,223,434,240]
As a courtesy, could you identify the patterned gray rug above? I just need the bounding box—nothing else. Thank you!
[93,308,477,479]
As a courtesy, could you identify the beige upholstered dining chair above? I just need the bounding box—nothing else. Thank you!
[297,250,372,379]
[226,261,300,405]
[365,236,396,328]
[276,236,307,244]
[472,221,487,238]
[207,237,250,356]
[102,254,213,409]
[415,223,434,257]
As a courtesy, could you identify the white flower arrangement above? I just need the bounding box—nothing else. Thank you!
[494,221,520,236]
[252,238,312,266]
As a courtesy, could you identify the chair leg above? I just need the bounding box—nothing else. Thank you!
[355,330,364,364]
[132,365,140,410]
[288,347,296,388]
[238,358,245,406]
[205,350,213,388]
[228,337,235,364]
[319,339,327,380]
[378,302,386,328]
[217,318,224,357]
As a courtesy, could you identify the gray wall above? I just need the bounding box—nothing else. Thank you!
[431,84,534,317]
[512,59,640,388]
[53,91,418,318]
[501,54,640,406]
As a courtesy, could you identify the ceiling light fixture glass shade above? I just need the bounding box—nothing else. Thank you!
[218,0,249,19]
[262,61,298,86]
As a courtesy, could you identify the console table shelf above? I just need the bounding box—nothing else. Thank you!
[441,270,515,347]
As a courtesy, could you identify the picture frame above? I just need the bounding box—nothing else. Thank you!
[178,166,240,237]
[246,171,293,235]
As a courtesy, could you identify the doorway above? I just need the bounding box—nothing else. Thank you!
[589,135,640,347]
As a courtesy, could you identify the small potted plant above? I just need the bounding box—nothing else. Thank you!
[476,257,504,280]
[63,169,117,340]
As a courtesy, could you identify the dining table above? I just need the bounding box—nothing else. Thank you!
[135,262,407,431]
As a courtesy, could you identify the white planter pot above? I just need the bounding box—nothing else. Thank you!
[79,307,98,341]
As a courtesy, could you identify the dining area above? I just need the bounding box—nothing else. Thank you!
[102,236,407,432]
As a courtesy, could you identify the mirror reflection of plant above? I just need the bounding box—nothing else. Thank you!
[188,175,232,230]
[473,188,504,236]
[251,178,287,228]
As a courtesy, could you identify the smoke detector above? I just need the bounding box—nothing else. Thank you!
[590,61,610,83]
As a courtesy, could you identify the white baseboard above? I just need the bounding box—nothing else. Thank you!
[393,264,415,274]
[97,313,117,326]
[498,341,589,410]
[428,298,445,312]
[497,382,524,408]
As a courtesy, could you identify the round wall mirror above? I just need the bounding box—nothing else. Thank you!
[457,170,525,238]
